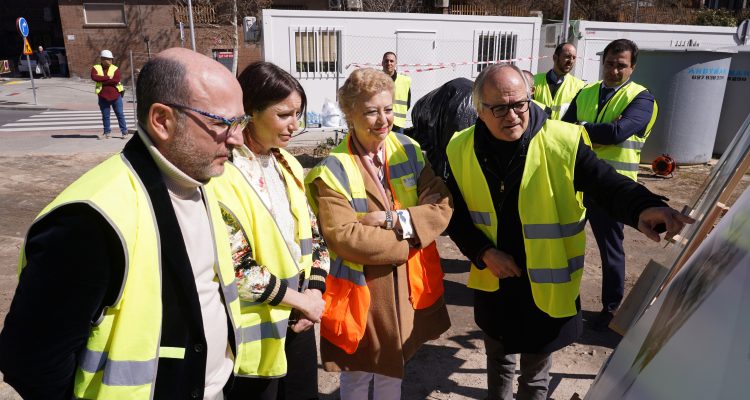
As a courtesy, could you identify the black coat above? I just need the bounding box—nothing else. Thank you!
[446,104,667,353]
[0,135,236,399]
[36,50,51,66]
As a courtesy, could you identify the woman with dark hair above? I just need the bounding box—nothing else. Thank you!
[223,61,328,400]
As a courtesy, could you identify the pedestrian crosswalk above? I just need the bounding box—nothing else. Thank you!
[0,110,137,132]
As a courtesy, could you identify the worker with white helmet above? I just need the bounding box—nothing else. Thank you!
[91,49,129,139]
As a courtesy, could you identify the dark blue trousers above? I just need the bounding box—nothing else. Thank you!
[98,96,128,135]
[584,196,625,312]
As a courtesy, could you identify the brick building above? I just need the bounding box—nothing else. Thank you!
[0,0,65,74]
[53,0,343,82]
[8,1,455,81]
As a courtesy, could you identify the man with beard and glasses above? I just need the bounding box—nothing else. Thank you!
[0,48,263,399]
[533,42,585,120]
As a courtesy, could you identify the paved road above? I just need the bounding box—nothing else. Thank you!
[0,110,128,155]
[0,110,137,132]
[0,110,343,155]
[0,110,36,127]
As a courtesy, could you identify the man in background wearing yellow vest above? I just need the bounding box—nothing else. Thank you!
[445,63,690,400]
[522,69,552,117]
[562,39,658,332]
[533,43,584,120]
[382,51,411,133]
[0,48,258,399]
[91,49,129,139]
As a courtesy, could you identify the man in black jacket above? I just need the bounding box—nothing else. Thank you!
[445,63,692,400]
[36,46,51,78]
[0,48,251,399]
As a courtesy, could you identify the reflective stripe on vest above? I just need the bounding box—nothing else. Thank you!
[314,156,370,212]
[575,81,658,181]
[78,350,157,386]
[207,149,312,378]
[527,255,585,284]
[237,319,289,342]
[393,73,411,127]
[19,154,243,399]
[93,64,124,94]
[523,219,586,239]
[446,121,587,317]
[533,72,585,120]
[305,132,443,353]
[329,257,367,286]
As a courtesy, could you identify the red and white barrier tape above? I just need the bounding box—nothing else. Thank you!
[347,55,549,73]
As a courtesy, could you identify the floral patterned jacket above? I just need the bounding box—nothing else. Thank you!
[222,205,329,305]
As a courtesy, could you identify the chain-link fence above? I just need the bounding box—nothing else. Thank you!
[290,30,540,125]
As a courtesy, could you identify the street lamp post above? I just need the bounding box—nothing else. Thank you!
[187,0,197,51]
[562,0,572,44]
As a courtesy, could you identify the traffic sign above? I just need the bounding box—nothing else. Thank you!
[17,17,29,38]
[23,38,33,55]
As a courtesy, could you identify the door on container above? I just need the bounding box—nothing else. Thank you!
[396,30,437,127]
[581,38,609,83]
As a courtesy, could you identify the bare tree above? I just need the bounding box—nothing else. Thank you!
[172,0,271,73]
[215,0,272,72]
[362,0,423,12]
[456,0,704,22]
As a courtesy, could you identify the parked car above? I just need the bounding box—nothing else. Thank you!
[17,47,68,77]
[46,47,68,77]
[17,55,39,77]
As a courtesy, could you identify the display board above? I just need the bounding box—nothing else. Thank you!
[586,182,750,400]
[611,113,750,335]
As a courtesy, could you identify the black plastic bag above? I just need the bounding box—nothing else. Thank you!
[404,77,477,181]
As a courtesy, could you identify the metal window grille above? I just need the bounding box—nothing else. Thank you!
[294,27,341,78]
[476,31,518,73]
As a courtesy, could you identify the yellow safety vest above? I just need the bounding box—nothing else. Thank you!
[207,149,312,378]
[533,72,585,120]
[446,121,588,317]
[392,73,411,128]
[305,132,444,353]
[19,154,244,399]
[93,64,124,94]
[574,81,658,181]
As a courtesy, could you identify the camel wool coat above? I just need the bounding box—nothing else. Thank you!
[308,151,453,379]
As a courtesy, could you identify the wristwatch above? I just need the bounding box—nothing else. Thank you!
[384,210,394,230]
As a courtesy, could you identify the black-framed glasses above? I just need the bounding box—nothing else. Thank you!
[482,100,531,118]
[165,103,251,135]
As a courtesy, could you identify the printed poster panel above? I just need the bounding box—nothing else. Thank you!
[586,186,750,400]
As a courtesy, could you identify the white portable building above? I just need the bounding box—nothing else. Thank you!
[538,20,745,83]
[261,9,542,126]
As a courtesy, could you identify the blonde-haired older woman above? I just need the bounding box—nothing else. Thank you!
[305,68,453,399]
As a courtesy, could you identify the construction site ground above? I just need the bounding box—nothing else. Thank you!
[0,144,748,399]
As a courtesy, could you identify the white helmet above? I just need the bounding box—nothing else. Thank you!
[100,50,114,59]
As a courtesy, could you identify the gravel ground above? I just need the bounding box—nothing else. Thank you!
[1,149,747,399]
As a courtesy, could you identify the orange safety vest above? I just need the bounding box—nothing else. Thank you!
[305,132,444,354]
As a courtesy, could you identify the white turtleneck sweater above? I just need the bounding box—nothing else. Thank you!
[139,128,233,400]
